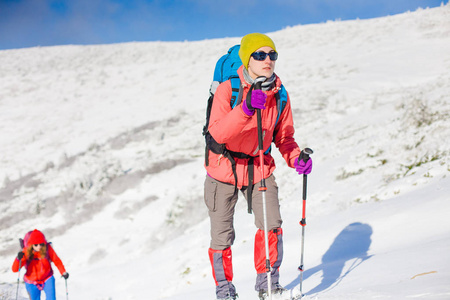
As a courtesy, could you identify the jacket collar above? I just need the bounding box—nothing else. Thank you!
[237,65,282,96]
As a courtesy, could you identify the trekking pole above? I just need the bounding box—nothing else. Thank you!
[16,238,24,300]
[15,260,21,300]
[297,148,313,299]
[254,76,273,300]
[65,278,69,300]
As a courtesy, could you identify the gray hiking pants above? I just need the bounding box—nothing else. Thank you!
[204,174,283,250]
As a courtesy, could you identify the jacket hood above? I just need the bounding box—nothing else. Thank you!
[27,229,47,246]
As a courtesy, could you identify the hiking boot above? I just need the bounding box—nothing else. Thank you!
[215,281,237,300]
[217,293,238,300]
[258,283,287,299]
[273,282,287,295]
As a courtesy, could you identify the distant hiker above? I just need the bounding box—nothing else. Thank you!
[12,229,69,300]
[204,33,313,300]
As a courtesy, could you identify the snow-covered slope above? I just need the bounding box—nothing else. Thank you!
[0,4,449,300]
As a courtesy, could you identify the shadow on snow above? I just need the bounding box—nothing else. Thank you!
[286,222,373,296]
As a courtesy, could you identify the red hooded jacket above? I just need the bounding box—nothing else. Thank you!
[12,243,66,285]
[205,65,300,188]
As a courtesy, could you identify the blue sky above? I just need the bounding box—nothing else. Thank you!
[0,0,447,50]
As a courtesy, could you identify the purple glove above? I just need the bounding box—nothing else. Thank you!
[294,156,312,175]
[243,89,267,116]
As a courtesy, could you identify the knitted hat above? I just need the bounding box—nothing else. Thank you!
[239,33,277,69]
[27,229,46,245]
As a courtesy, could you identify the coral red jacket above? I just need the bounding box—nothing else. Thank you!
[205,65,300,188]
[12,244,66,285]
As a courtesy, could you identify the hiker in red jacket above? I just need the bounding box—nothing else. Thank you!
[12,229,69,300]
[204,33,313,300]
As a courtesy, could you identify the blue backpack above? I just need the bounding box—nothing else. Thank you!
[202,45,287,213]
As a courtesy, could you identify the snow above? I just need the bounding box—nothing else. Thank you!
[1,4,450,300]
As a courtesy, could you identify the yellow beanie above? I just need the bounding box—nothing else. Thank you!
[239,33,277,69]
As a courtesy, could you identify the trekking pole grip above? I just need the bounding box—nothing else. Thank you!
[300,148,313,222]
[299,147,314,164]
[254,76,266,90]
[254,76,266,153]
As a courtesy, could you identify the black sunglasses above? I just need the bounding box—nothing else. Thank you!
[251,51,278,61]
[33,243,45,247]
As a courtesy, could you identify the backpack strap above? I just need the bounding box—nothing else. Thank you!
[227,149,255,214]
[275,84,288,127]
[230,77,242,108]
